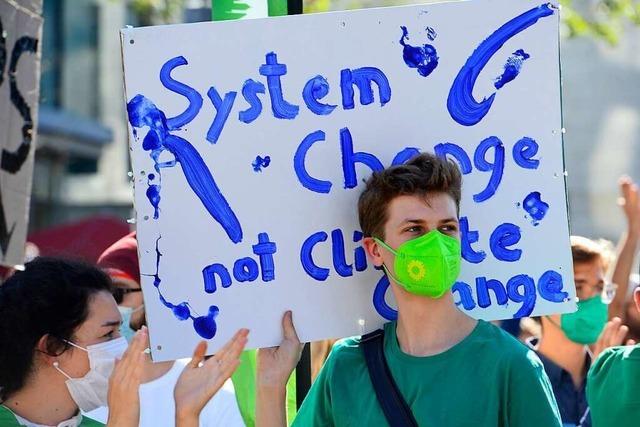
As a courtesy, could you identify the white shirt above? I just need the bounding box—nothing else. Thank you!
[7,407,83,427]
[85,359,244,426]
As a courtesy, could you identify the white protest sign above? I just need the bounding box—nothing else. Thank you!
[0,0,41,267]
[122,0,575,361]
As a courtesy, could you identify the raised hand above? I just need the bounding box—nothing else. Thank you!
[618,176,640,235]
[592,317,635,361]
[608,177,640,319]
[107,326,149,427]
[174,329,249,427]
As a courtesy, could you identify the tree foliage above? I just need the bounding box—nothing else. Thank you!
[561,0,640,45]
[130,0,640,45]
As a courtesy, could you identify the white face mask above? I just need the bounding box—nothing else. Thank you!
[118,305,144,342]
[53,337,128,412]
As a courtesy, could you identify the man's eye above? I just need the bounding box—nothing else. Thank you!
[102,330,115,339]
[440,225,458,233]
[405,226,421,233]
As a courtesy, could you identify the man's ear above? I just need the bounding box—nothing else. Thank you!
[634,287,640,313]
[363,237,384,267]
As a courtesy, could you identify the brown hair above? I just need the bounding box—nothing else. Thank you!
[358,152,462,240]
[570,235,614,270]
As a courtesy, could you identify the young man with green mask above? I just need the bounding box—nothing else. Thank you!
[529,236,632,427]
[256,153,562,426]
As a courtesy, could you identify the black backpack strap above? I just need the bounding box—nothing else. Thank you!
[360,329,419,427]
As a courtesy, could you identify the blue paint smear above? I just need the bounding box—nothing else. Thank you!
[294,130,332,194]
[522,191,549,225]
[426,26,437,41]
[460,216,487,264]
[476,277,508,308]
[494,49,530,90]
[399,26,439,77]
[489,223,522,262]
[300,231,330,281]
[512,136,540,169]
[127,94,245,340]
[473,136,505,203]
[159,56,203,130]
[340,67,392,109]
[233,257,260,282]
[203,263,232,293]
[373,275,398,320]
[239,79,265,124]
[447,4,555,126]
[391,147,421,166]
[127,94,243,244]
[453,281,476,310]
[331,229,353,278]
[146,184,161,219]
[340,127,384,189]
[252,232,277,281]
[506,274,536,317]
[259,52,299,119]
[206,87,237,144]
[353,231,367,272]
[193,306,220,339]
[434,142,472,174]
[142,237,219,339]
[538,270,568,302]
[302,75,337,116]
[252,155,271,172]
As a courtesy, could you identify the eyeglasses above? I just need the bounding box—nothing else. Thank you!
[601,282,618,304]
[112,287,142,304]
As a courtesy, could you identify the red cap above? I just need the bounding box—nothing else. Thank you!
[97,231,140,285]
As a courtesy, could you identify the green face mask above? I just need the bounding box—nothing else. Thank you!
[374,230,461,298]
[560,295,608,344]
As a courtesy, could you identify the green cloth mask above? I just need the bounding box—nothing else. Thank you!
[374,230,461,298]
[560,295,608,344]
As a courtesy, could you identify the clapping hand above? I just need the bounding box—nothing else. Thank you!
[107,326,149,427]
[174,329,249,427]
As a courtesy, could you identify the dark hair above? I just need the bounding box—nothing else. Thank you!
[358,152,462,239]
[0,257,112,401]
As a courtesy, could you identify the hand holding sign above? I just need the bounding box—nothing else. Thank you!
[257,311,303,388]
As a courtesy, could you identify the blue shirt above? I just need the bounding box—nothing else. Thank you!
[528,338,592,427]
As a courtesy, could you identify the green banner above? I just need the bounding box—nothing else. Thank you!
[212,0,288,21]
[268,0,288,16]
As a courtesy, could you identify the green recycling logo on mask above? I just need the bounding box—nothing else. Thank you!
[375,230,461,298]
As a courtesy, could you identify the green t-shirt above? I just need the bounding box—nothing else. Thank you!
[0,405,104,426]
[586,344,640,427]
[293,320,562,427]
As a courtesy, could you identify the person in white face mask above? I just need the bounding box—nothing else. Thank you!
[0,258,139,426]
[97,232,145,342]
[92,232,245,427]
[0,257,249,427]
